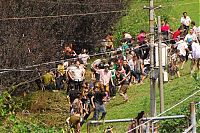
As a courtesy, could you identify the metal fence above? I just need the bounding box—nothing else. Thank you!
[87,102,198,133]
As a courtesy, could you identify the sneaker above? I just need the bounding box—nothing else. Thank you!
[112,96,116,99]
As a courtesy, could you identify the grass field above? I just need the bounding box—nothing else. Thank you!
[114,0,200,44]
[1,0,200,133]
[82,0,200,132]
[81,61,200,133]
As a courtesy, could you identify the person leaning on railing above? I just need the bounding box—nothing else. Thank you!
[42,70,55,91]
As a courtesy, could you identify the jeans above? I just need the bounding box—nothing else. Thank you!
[131,71,141,83]
[73,80,83,91]
[44,83,55,90]
[56,76,64,90]
[93,103,106,120]
[109,81,116,97]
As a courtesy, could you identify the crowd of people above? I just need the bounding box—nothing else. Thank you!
[39,11,200,133]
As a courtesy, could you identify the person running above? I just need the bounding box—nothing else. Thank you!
[122,60,131,84]
[176,37,189,69]
[116,66,129,102]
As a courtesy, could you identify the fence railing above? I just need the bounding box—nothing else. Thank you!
[87,115,187,133]
[87,118,137,133]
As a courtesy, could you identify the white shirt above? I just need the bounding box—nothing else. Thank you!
[177,40,188,56]
[192,42,200,59]
[181,16,191,26]
[193,26,198,35]
[78,54,90,65]
[128,59,134,70]
[124,33,132,39]
[184,33,198,43]
[69,66,85,81]
[96,69,112,85]
[91,59,101,68]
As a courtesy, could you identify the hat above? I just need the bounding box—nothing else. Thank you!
[109,64,114,69]
[104,64,109,67]
[91,77,96,81]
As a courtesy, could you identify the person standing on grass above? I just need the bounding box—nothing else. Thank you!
[176,37,189,69]
[109,63,117,98]
[171,27,184,44]
[94,64,114,101]
[42,70,55,91]
[91,84,107,120]
[190,40,200,74]
[185,29,198,46]
[181,12,191,35]
[132,55,143,84]
[122,60,131,84]
[161,20,171,41]
[137,30,146,45]
[78,49,90,67]
[184,29,198,61]
[121,39,129,60]
[123,31,133,44]
[68,60,85,91]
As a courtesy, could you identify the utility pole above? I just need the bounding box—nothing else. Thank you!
[144,0,161,117]
[158,16,164,113]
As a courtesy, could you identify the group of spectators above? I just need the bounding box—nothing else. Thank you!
[39,11,200,133]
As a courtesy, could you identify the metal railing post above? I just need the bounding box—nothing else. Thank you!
[146,122,150,133]
[190,102,196,133]
[87,122,90,133]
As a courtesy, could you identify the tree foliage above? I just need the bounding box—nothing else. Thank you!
[0,0,125,90]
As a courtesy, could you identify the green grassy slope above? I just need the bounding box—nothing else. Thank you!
[113,0,200,45]
[82,0,200,132]
[1,1,199,133]
[82,61,200,133]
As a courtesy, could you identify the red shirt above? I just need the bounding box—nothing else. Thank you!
[137,33,145,43]
[172,30,181,40]
[161,24,170,32]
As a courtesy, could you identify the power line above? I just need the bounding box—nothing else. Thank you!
[25,0,124,6]
[0,6,146,21]
[1,1,197,21]
[0,10,126,21]
[162,1,199,8]
[0,43,151,74]
[126,87,200,133]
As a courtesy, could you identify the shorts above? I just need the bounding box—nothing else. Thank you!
[69,115,80,126]
[100,84,109,92]
[119,84,129,94]
[179,55,186,62]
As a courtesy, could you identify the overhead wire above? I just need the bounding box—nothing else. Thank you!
[0,6,145,21]
[0,1,199,72]
[24,0,124,6]
[0,1,198,21]
[0,43,151,74]
[1,34,197,74]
